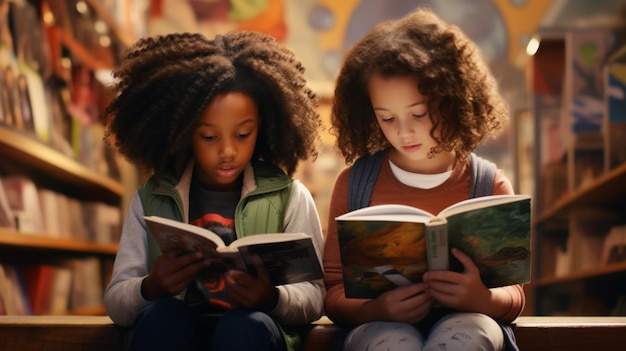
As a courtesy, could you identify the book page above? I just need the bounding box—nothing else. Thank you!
[235,235,324,286]
[336,204,434,223]
[144,216,226,262]
[439,194,530,218]
[228,232,309,250]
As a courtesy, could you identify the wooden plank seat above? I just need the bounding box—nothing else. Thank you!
[1,315,625,351]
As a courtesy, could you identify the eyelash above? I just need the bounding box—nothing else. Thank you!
[381,112,427,122]
[202,132,251,141]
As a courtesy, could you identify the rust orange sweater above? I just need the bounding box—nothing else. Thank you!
[323,152,525,325]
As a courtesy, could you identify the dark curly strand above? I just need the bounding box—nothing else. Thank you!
[104,31,322,178]
[332,7,509,164]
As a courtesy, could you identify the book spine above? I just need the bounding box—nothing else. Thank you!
[425,221,449,271]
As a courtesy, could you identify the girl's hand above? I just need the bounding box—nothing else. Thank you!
[365,282,434,324]
[422,247,491,312]
[224,264,279,311]
[141,251,211,301]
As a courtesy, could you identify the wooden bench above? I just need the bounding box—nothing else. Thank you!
[1,315,625,351]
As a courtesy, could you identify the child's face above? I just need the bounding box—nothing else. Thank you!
[192,92,259,191]
[368,74,440,172]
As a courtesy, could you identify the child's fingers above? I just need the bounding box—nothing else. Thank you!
[450,247,478,274]
[253,263,272,284]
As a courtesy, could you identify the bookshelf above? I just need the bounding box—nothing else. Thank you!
[0,0,139,316]
[0,126,123,204]
[534,162,626,224]
[0,124,123,316]
[528,29,626,316]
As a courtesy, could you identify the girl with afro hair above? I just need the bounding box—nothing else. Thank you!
[103,31,324,351]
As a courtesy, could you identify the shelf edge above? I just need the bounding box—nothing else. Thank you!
[0,126,124,199]
[0,228,118,256]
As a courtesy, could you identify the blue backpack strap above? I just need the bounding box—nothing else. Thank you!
[348,150,385,211]
[469,152,497,198]
[349,151,495,210]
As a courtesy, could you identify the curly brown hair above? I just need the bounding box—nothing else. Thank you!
[104,31,322,178]
[332,7,508,164]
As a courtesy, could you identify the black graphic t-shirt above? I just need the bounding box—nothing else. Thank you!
[184,179,240,311]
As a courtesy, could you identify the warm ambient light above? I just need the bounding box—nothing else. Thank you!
[61,57,72,70]
[526,36,540,56]
[42,10,54,25]
[76,1,88,15]
[95,69,116,86]
[94,20,108,34]
[99,35,111,48]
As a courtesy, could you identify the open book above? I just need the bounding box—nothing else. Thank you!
[144,216,324,289]
[336,194,531,299]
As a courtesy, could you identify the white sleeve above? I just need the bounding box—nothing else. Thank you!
[269,179,326,325]
[103,191,151,326]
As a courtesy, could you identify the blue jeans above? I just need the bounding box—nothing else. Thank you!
[128,298,287,351]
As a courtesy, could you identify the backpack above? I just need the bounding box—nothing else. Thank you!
[347,151,496,211]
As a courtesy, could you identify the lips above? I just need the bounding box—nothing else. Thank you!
[402,144,421,152]
[216,164,238,178]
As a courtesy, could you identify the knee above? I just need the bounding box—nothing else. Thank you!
[211,309,285,350]
[425,313,504,351]
[344,321,424,351]
[215,308,279,335]
[133,298,195,331]
[128,298,196,351]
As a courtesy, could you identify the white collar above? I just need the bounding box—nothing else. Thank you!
[388,160,452,189]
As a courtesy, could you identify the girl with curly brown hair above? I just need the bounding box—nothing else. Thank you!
[103,31,324,351]
[323,8,524,351]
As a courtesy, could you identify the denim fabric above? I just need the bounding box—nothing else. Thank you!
[127,298,286,351]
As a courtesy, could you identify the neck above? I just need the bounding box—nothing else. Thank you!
[388,149,456,174]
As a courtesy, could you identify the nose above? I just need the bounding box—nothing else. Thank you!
[397,119,414,138]
[219,139,236,159]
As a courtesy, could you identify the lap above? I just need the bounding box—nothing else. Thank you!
[342,313,504,351]
[129,299,286,351]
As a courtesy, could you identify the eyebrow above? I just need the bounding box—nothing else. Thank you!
[373,101,425,112]
[197,118,257,127]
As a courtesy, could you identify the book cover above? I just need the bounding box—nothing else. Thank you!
[19,65,50,142]
[83,202,121,244]
[0,175,15,229]
[4,264,32,316]
[1,63,24,130]
[564,29,610,134]
[65,257,103,312]
[49,266,72,315]
[46,79,75,157]
[0,175,44,234]
[601,225,626,265]
[336,195,531,299]
[143,216,324,288]
[21,264,57,315]
[605,57,626,170]
[9,0,49,77]
[36,188,62,237]
[570,132,604,190]
[0,264,30,315]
